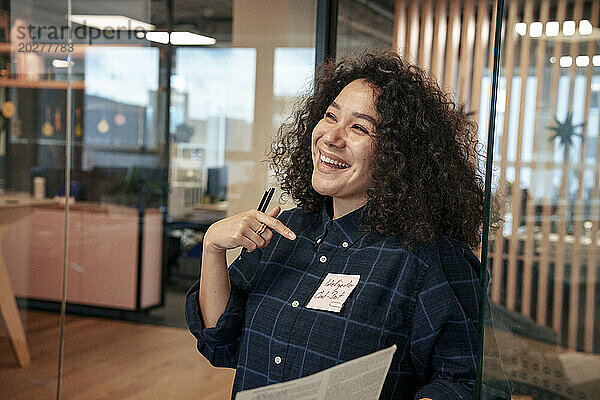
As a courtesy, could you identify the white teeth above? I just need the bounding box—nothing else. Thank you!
[320,153,349,168]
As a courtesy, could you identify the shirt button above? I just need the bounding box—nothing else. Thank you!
[292,300,299,308]
[274,356,282,364]
[342,241,348,248]
[316,238,322,244]
[319,255,327,263]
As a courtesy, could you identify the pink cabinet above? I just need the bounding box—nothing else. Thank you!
[3,203,162,310]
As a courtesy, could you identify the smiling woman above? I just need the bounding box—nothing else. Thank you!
[271,50,484,249]
[185,50,484,400]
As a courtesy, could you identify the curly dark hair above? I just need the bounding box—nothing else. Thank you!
[269,50,484,249]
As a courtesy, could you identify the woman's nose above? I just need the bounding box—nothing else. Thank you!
[322,124,346,148]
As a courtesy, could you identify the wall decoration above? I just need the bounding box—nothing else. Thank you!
[548,112,584,151]
[54,109,61,131]
[97,117,109,134]
[41,105,54,137]
[75,107,82,137]
[114,103,127,126]
[114,112,127,126]
[1,101,15,119]
[84,95,146,149]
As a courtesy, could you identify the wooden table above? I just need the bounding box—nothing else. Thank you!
[0,195,55,367]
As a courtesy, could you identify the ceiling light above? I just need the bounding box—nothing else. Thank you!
[515,22,527,36]
[575,56,589,67]
[593,55,600,66]
[550,56,556,63]
[146,31,169,44]
[530,22,543,37]
[170,32,216,45]
[559,56,572,67]
[579,20,593,35]
[546,21,559,36]
[563,20,576,36]
[70,15,155,31]
[52,59,74,68]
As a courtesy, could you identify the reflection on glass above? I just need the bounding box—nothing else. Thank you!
[169,48,255,219]
[273,46,315,125]
[84,47,159,167]
[273,47,315,98]
[482,1,600,399]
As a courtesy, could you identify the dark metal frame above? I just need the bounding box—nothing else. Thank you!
[315,0,339,69]
[476,0,505,398]
[135,206,146,311]
[158,0,175,311]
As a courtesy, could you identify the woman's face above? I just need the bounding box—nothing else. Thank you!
[311,79,379,207]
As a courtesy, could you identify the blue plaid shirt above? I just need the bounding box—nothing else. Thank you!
[185,205,480,399]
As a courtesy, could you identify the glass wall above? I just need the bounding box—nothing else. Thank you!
[482,0,600,399]
[388,0,600,398]
[336,0,395,57]
[1,0,316,398]
[0,1,69,398]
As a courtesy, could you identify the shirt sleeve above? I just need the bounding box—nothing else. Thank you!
[184,247,263,369]
[410,239,481,400]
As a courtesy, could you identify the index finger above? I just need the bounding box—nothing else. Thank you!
[254,211,296,240]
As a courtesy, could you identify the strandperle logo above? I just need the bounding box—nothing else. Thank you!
[15,19,148,45]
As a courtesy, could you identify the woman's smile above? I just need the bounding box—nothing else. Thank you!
[317,151,351,171]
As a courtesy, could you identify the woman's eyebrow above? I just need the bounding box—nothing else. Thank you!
[353,112,377,126]
[330,101,377,126]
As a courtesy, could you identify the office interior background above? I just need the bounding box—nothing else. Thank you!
[0,0,598,399]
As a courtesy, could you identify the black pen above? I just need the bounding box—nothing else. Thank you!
[239,187,275,260]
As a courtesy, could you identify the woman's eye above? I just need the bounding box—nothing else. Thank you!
[325,112,336,121]
[353,124,369,134]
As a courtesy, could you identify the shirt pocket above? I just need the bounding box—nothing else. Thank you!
[337,298,398,359]
[343,297,394,333]
[344,297,407,338]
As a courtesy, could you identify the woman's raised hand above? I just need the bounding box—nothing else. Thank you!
[203,206,296,254]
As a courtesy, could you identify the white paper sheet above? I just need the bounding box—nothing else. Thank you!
[235,345,397,400]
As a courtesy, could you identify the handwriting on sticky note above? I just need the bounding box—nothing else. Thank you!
[305,273,360,312]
